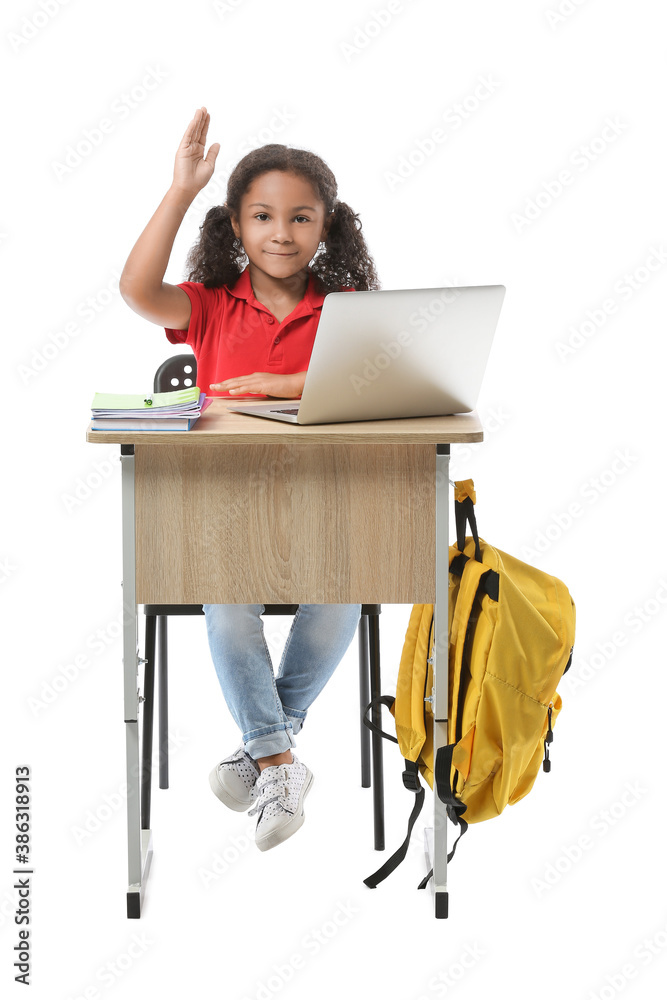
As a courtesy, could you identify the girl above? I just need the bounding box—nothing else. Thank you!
[119,107,380,852]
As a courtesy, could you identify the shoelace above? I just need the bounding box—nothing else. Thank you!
[248,766,292,819]
[218,750,260,798]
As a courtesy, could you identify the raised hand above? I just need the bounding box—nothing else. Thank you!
[172,106,220,197]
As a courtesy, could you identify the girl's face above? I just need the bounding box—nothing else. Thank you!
[230,170,331,281]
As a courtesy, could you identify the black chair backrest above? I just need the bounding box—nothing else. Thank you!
[154,354,198,393]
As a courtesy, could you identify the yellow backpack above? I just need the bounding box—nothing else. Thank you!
[364,480,576,889]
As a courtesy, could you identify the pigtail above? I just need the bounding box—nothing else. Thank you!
[184,205,246,289]
[310,201,381,293]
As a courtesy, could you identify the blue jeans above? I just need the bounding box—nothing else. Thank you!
[202,604,362,759]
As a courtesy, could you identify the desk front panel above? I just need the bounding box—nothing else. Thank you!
[134,442,437,604]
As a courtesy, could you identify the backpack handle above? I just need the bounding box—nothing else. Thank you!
[448,556,490,741]
[362,695,399,744]
[454,480,481,562]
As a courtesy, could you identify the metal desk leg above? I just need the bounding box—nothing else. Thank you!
[358,616,371,789]
[368,612,385,851]
[158,616,169,789]
[120,445,153,919]
[432,443,450,918]
[141,615,156,829]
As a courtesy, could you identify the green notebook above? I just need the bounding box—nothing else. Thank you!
[91,387,201,412]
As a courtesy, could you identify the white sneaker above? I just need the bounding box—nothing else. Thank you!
[209,745,261,812]
[248,754,314,851]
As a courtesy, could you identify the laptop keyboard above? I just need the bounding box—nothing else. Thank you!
[270,408,300,415]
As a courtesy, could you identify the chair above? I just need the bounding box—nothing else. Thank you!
[139,354,386,849]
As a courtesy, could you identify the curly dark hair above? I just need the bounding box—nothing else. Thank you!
[184,144,381,294]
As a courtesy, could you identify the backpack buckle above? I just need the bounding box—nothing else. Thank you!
[402,761,421,792]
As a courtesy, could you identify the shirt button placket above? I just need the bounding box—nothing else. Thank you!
[265,311,283,357]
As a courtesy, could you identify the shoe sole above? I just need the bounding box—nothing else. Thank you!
[208,766,255,812]
[255,770,314,852]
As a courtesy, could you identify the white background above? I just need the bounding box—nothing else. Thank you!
[3,0,666,997]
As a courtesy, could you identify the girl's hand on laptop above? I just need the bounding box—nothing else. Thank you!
[209,372,305,398]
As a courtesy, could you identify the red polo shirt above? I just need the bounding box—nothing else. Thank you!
[165,266,347,399]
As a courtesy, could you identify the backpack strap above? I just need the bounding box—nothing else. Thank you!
[362,695,399,744]
[415,550,488,891]
[363,760,426,888]
[364,558,488,890]
[449,554,491,749]
[364,501,490,892]
[363,610,431,888]
[454,485,481,562]
[417,743,470,889]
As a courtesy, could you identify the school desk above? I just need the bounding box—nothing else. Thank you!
[86,397,484,918]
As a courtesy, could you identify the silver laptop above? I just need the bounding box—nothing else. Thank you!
[226,283,505,425]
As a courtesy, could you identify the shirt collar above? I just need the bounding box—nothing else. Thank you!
[226,266,326,316]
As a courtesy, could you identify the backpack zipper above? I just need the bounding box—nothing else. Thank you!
[542,702,554,772]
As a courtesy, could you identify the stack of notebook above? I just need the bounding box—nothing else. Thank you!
[90,387,211,431]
